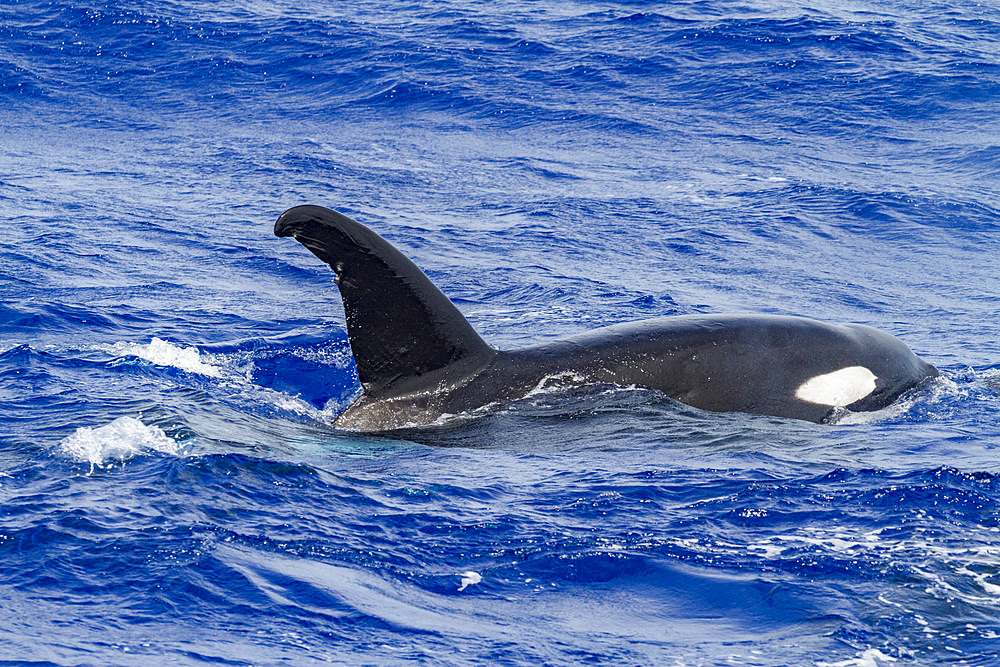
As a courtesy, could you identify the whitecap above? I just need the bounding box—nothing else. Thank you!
[59,416,180,468]
[99,337,222,377]
[457,571,482,592]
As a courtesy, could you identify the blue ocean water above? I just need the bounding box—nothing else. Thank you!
[2,0,1000,664]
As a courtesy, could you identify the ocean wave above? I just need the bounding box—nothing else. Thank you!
[99,337,223,377]
[3,0,1000,663]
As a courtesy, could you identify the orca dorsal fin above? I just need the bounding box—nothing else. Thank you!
[275,205,495,395]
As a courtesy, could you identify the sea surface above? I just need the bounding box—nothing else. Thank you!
[2,0,999,664]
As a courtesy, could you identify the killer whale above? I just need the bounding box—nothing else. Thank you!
[274,205,938,431]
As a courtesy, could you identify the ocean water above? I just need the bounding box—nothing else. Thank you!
[2,0,1000,664]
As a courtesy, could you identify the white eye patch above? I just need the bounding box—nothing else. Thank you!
[795,366,877,407]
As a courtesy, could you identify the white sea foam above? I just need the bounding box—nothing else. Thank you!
[59,416,180,468]
[270,392,322,416]
[956,566,1000,595]
[827,375,957,425]
[230,382,329,422]
[457,571,482,592]
[815,648,897,667]
[100,337,222,377]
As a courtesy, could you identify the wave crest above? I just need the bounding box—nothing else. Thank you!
[59,416,180,468]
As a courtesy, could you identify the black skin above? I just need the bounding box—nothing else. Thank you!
[275,205,938,431]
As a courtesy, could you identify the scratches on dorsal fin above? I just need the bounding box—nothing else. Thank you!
[275,205,495,395]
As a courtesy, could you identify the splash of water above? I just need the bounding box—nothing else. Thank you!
[59,416,180,468]
[100,337,222,377]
